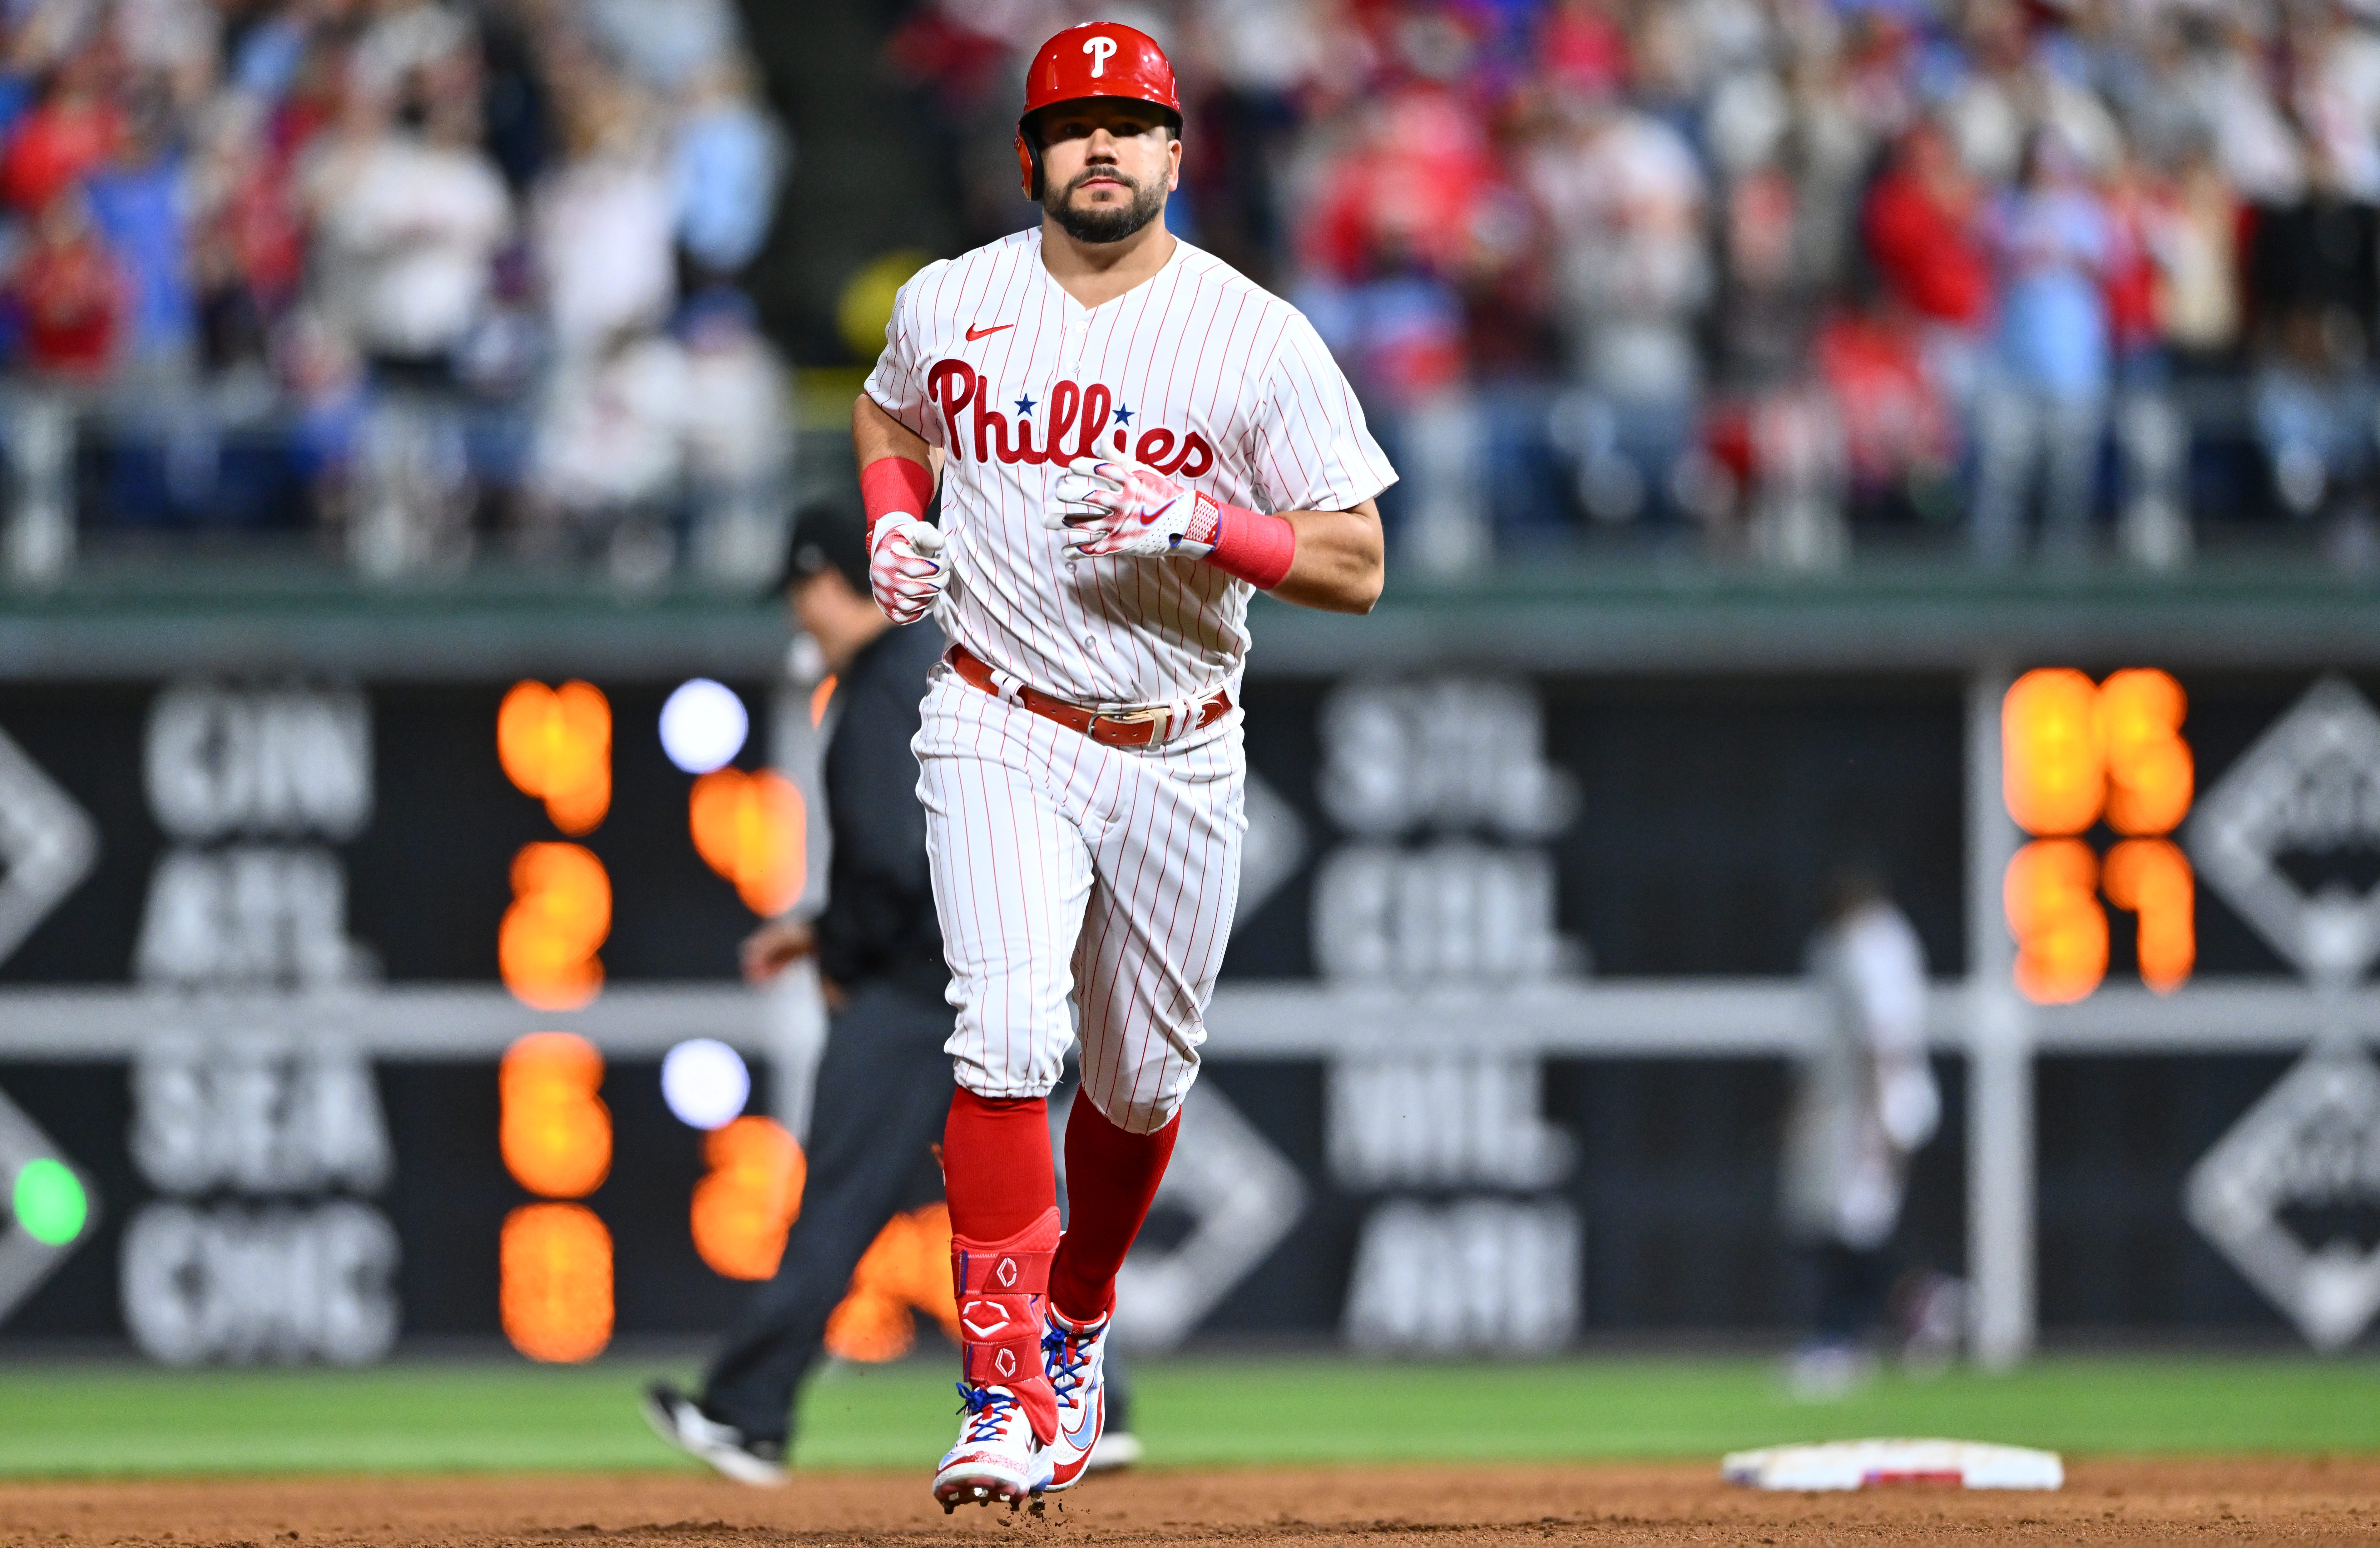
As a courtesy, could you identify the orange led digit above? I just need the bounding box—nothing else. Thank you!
[690,1115,805,1280]
[689,769,808,916]
[497,680,612,835]
[2005,837,2107,1004]
[500,1202,613,1362]
[499,843,611,1011]
[499,1036,612,1363]
[2095,669,2192,837]
[2003,668,2104,836]
[2103,838,2195,993]
[2002,668,2195,1000]
[499,1032,611,1198]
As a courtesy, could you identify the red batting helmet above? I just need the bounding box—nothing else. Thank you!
[1014,22,1182,200]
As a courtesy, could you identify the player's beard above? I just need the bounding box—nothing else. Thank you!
[1046,165,1165,244]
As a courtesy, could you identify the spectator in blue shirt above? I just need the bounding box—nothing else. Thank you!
[1971,130,2114,564]
[83,89,196,373]
[672,60,784,280]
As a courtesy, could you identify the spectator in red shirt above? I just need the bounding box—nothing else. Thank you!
[11,188,127,378]
[1539,0,1630,99]
[1306,87,1502,292]
[1864,122,1992,327]
[1,43,126,214]
[1862,119,1994,409]
[1301,87,1501,404]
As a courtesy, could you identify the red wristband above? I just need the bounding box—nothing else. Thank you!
[1205,502,1297,590]
[860,456,935,545]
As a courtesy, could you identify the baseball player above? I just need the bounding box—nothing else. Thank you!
[855,20,1394,1511]
[641,501,1143,1481]
[1781,863,1940,1397]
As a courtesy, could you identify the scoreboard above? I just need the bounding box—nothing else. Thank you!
[0,658,2373,1361]
[0,672,852,1365]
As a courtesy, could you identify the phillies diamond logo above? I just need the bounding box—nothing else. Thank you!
[0,723,98,967]
[1052,1083,1306,1350]
[2187,1048,2380,1351]
[2190,677,2380,986]
[0,1081,97,1327]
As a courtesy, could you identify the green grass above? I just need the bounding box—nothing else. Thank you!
[0,1353,2375,1477]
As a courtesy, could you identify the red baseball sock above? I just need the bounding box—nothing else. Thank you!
[942,1087,1055,1239]
[1049,1099,1180,1325]
[942,1087,1060,1442]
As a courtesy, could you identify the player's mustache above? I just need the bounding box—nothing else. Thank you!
[1066,165,1141,196]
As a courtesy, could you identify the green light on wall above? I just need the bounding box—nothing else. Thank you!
[13,1158,87,1246]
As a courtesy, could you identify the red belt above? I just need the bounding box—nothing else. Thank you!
[946,644,1232,749]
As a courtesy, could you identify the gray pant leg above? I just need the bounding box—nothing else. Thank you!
[2038,395,2106,562]
[1970,384,2038,567]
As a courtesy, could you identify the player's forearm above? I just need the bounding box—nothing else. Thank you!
[1266,500,1384,614]
[854,395,942,572]
[852,394,933,481]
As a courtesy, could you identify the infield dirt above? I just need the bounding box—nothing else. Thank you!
[2,1459,2376,1546]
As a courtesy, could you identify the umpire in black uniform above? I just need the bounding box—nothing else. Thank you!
[642,500,1135,1481]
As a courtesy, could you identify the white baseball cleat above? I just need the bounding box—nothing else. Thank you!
[1040,1306,1111,1491]
[933,1383,1055,1512]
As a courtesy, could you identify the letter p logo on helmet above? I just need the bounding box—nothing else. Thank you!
[1083,35,1117,76]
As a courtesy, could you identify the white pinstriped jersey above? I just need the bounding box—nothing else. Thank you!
[864,228,1395,711]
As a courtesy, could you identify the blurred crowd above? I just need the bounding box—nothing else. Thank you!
[893,0,2380,570]
[0,0,787,582]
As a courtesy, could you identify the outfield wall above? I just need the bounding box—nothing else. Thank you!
[0,579,2373,1364]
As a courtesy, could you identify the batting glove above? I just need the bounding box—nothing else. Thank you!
[1045,456,1219,561]
[868,514,946,625]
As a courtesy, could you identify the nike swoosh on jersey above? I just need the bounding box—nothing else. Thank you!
[966,323,1013,341]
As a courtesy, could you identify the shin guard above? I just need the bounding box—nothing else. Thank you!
[952,1205,1061,1444]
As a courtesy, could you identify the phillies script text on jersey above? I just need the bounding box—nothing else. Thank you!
[928,363,1216,477]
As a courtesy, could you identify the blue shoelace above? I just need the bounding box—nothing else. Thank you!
[956,1382,1020,1444]
[1042,1322,1093,1403]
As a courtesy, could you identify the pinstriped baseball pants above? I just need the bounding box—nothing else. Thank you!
[913,666,1245,1135]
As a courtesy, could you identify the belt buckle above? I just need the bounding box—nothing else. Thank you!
[1096,705,1165,747]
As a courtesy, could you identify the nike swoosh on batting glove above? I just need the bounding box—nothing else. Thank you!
[1044,456,1219,561]
[868,513,946,625]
